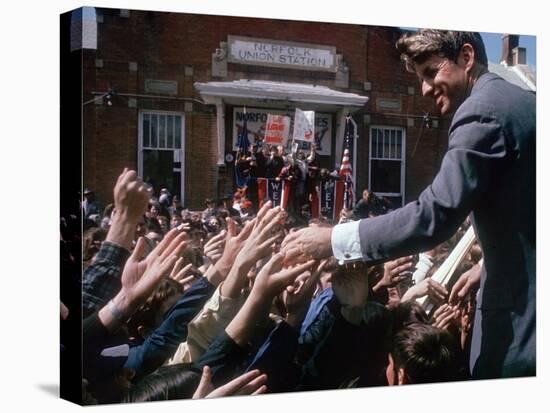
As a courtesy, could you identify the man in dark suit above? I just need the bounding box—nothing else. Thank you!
[282,30,535,379]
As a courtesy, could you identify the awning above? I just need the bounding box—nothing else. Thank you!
[194,79,368,111]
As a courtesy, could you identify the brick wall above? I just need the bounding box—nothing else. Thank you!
[82,8,449,209]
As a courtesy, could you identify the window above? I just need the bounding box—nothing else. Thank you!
[138,111,185,204]
[369,126,406,208]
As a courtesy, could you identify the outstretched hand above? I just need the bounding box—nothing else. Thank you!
[203,230,226,264]
[280,225,333,263]
[373,256,415,293]
[400,278,448,304]
[116,228,187,314]
[220,201,284,299]
[251,252,316,301]
[284,259,327,328]
[431,303,461,331]
[169,257,195,287]
[236,201,285,268]
[448,263,481,306]
[121,228,187,291]
[193,366,267,399]
[214,217,255,277]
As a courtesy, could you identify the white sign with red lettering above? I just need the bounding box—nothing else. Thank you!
[292,108,315,142]
[264,114,290,145]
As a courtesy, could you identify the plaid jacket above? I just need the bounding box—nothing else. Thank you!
[82,241,130,317]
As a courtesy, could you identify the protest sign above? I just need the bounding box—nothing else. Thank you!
[292,108,315,142]
[264,114,290,145]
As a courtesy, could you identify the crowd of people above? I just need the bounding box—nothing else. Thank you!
[61,165,482,404]
[60,28,535,405]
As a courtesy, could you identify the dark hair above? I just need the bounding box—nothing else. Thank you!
[396,29,488,72]
[180,245,204,268]
[123,365,201,402]
[391,323,462,384]
[390,301,430,334]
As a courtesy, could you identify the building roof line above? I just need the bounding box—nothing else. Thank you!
[195,79,369,107]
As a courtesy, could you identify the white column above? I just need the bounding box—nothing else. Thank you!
[215,99,226,166]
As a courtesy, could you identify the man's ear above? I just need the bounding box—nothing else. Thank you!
[459,43,476,74]
[398,367,408,385]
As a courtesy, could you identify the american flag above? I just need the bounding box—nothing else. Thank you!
[339,116,355,209]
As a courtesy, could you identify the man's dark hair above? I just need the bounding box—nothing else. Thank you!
[396,30,488,72]
[390,301,430,334]
[391,323,462,384]
[122,365,201,402]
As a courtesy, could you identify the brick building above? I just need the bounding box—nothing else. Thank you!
[75,7,449,210]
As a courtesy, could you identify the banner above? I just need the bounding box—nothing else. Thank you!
[264,114,290,145]
[292,108,315,142]
[233,108,332,155]
[268,179,283,207]
[257,178,289,209]
[320,179,337,221]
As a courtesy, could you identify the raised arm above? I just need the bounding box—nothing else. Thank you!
[220,201,284,299]
[225,253,315,347]
[83,169,150,315]
[283,111,507,263]
[97,228,187,332]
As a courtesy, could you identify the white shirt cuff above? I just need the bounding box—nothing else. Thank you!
[331,221,363,264]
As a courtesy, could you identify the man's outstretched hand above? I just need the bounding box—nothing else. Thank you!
[448,262,482,307]
[281,225,333,263]
[192,366,267,399]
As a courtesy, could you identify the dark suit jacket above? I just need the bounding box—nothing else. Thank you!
[356,72,535,378]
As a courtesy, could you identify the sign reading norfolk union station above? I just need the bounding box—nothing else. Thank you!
[227,35,338,72]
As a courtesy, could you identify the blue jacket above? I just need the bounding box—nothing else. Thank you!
[124,277,215,380]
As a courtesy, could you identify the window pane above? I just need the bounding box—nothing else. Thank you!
[159,115,166,148]
[371,159,401,193]
[390,130,395,159]
[380,130,384,158]
[143,114,150,147]
[396,130,402,159]
[371,129,377,156]
[151,114,158,147]
[380,195,403,209]
[167,116,174,148]
[383,129,391,159]
[175,116,182,148]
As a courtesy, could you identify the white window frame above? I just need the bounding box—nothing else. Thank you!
[138,110,186,206]
[368,125,406,206]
